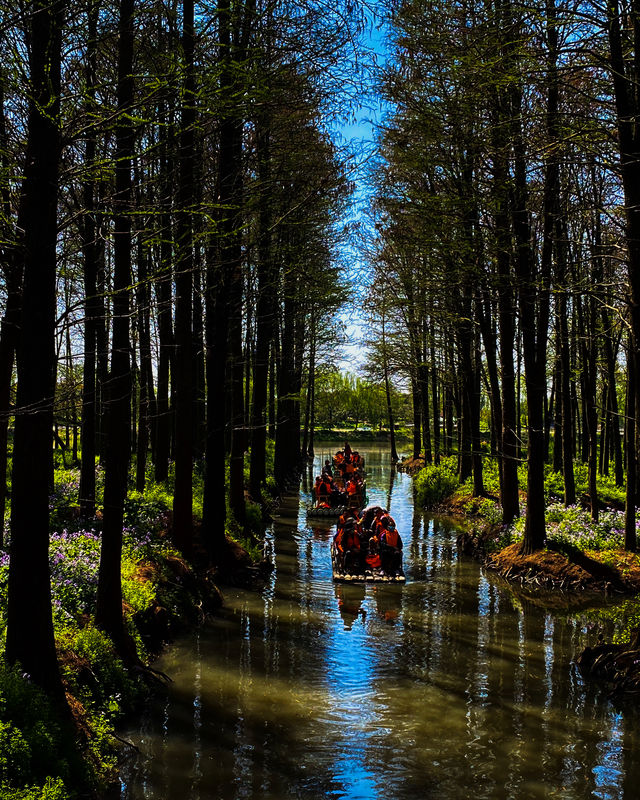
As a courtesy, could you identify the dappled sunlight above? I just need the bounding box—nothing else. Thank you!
[122,444,640,800]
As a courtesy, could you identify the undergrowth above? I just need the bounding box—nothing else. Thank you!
[0,445,270,798]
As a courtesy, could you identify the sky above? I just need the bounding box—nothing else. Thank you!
[332,12,392,374]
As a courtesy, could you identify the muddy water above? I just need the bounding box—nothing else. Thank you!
[120,443,640,799]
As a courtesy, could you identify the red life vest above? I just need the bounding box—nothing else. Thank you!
[383,529,400,548]
[342,530,360,551]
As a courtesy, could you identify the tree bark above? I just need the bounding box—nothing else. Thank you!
[249,119,276,497]
[6,0,66,699]
[172,0,196,554]
[95,0,134,644]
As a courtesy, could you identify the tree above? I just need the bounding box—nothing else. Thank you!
[95,0,135,645]
[6,0,66,699]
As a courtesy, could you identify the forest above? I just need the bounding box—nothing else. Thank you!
[2,0,640,795]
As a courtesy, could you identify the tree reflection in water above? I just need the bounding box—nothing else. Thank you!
[120,443,640,800]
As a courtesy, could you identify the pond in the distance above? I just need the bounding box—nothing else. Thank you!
[119,443,640,800]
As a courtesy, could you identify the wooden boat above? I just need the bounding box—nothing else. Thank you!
[330,542,406,584]
[307,504,348,519]
[307,482,367,518]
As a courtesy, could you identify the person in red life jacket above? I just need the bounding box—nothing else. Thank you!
[338,507,359,530]
[329,477,347,507]
[360,506,382,534]
[373,508,391,537]
[380,519,402,574]
[334,519,361,573]
[335,451,345,466]
[317,476,332,506]
[314,476,323,500]
[348,479,363,509]
[366,532,382,571]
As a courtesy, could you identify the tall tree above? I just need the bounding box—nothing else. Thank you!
[95,0,135,645]
[6,0,66,698]
[172,0,196,553]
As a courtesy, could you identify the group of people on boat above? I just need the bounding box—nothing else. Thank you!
[313,443,366,510]
[333,505,403,577]
[332,441,365,476]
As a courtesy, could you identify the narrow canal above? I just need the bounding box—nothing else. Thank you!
[120,443,640,799]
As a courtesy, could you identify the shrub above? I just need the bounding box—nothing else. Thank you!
[414,457,459,508]
[0,663,83,794]
[0,777,67,800]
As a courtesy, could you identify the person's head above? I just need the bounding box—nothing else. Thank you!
[388,520,396,531]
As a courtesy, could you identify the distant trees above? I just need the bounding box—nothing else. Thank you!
[313,368,409,433]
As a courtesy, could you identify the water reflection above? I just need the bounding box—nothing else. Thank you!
[120,443,640,800]
[335,583,366,630]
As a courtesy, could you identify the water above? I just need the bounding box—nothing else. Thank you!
[120,443,640,800]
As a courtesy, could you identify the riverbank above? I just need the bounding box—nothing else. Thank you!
[312,428,412,443]
[457,524,640,597]
[408,457,640,695]
[0,462,276,800]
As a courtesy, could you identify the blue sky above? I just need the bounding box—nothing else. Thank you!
[331,11,392,373]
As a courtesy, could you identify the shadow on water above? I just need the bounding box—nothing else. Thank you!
[120,443,640,800]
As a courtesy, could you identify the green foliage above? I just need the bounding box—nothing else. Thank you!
[314,369,409,430]
[503,502,631,555]
[583,598,640,645]
[59,626,138,718]
[459,458,501,499]
[472,497,505,525]
[0,721,31,781]
[0,777,67,800]
[545,503,627,552]
[542,463,626,508]
[244,500,263,536]
[0,663,82,796]
[414,456,459,508]
[122,558,156,615]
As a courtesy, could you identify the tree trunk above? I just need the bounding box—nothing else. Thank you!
[95,0,134,645]
[153,107,174,483]
[79,1,100,517]
[382,315,398,462]
[0,79,21,538]
[7,0,65,699]
[172,0,196,553]
[135,245,154,493]
[411,375,421,460]
[249,121,276,497]
[193,245,207,460]
[625,335,636,551]
[430,339,440,464]
[513,0,556,552]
